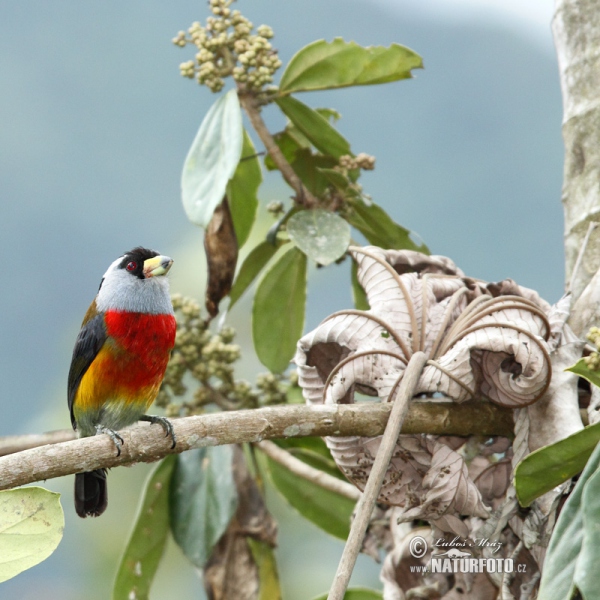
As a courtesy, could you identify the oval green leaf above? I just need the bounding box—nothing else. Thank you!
[259,451,355,540]
[515,420,600,507]
[229,240,282,309]
[247,538,282,600]
[182,89,243,228]
[252,246,307,373]
[0,487,64,583]
[279,38,422,95]
[275,96,351,159]
[567,358,600,389]
[113,456,176,600]
[574,462,600,599]
[227,129,262,248]
[170,445,237,568]
[287,209,350,266]
[347,199,429,253]
[538,440,600,600]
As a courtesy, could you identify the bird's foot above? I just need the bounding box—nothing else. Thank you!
[140,415,176,449]
[95,425,125,457]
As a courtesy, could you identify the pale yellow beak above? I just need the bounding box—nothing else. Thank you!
[143,255,173,278]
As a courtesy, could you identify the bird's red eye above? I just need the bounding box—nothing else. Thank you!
[126,261,137,272]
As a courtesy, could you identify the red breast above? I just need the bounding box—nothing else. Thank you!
[103,310,176,391]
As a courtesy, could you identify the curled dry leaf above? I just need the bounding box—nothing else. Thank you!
[473,459,512,505]
[204,197,238,318]
[294,246,554,531]
[399,442,490,525]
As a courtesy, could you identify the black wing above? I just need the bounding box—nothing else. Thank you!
[67,314,107,429]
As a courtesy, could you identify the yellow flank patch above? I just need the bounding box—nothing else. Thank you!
[73,345,160,414]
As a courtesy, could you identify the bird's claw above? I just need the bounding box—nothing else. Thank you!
[95,425,125,457]
[140,415,176,449]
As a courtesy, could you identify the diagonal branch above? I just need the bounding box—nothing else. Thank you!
[237,90,318,208]
[256,440,361,501]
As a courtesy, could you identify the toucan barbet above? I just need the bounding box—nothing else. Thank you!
[68,247,176,517]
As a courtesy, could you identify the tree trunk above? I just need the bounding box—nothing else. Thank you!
[553,0,600,335]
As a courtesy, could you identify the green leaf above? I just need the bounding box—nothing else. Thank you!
[264,131,305,171]
[170,445,237,568]
[315,107,341,122]
[275,436,335,461]
[290,149,337,196]
[252,246,307,373]
[285,383,305,404]
[275,96,351,159]
[259,450,355,540]
[181,89,243,228]
[113,456,176,600]
[567,358,600,389]
[279,38,422,95]
[247,538,282,600]
[229,240,284,309]
[351,260,370,310]
[274,438,345,481]
[538,441,600,599]
[312,589,383,600]
[287,209,350,266]
[347,199,429,253]
[265,134,337,197]
[574,462,600,598]
[515,421,600,507]
[318,167,350,191]
[227,129,262,248]
[0,487,64,583]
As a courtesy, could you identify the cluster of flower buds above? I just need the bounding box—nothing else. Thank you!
[584,326,600,371]
[266,200,284,215]
[337,153,376,171]
[173,0,282,92]
[157,294,291,415]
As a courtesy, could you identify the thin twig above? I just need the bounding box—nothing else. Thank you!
[237,90,318,208]
[256,440,360,501]
[328,351,428,600]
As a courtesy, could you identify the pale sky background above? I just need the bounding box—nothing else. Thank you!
[0,2,567,599]
[376,0,556,44]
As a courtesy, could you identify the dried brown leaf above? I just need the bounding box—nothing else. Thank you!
[203,446,277,600]
[380,526,451,600]
[399,442,490,529]
[327,434,431,507]
[473,459,511,504]
[204,197,238,318]
[294,246,566,569]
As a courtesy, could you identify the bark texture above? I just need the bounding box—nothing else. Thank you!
[553,0,600,313]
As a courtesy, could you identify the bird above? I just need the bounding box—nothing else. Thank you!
[68,247,177,517]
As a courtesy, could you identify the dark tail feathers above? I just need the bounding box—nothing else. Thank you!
[75,469,108,518]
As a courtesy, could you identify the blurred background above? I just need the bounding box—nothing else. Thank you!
[0,0,563,598]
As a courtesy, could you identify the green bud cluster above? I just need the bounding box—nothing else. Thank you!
[266,200,284,215]
[587,326,600,348]
[584,327,600,371]
[173,0,282,93]
[585,353,600,371]
[157,294,292,415]
[337,153,376,171]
